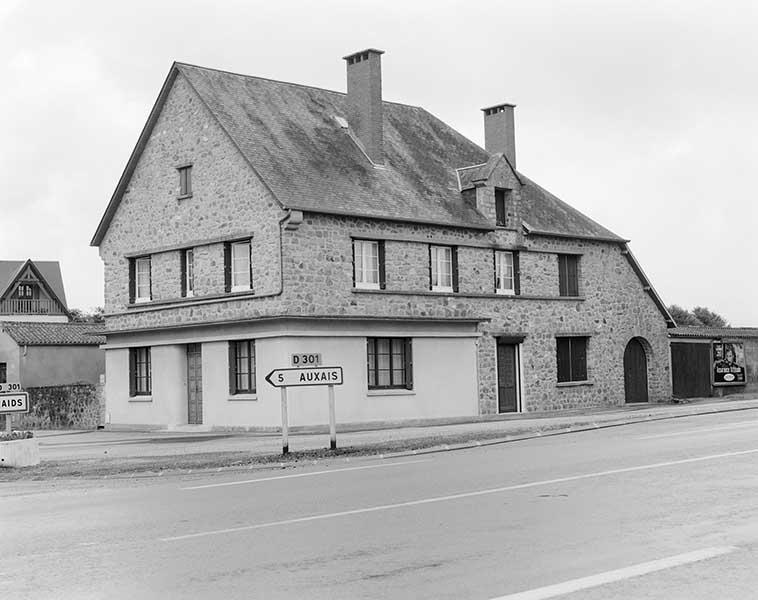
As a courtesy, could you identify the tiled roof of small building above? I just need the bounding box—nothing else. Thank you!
[0,322,105,346]
[91,62,628,244]
[669,327,758,338]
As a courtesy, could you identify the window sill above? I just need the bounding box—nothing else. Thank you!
[228,394,257,401]
[556,380,593,388]
[177,193,193,201]
[128,395,153,402]
[367,389,415,397]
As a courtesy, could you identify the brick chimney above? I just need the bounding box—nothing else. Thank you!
[343,48,385,165]
[482,103,516,169]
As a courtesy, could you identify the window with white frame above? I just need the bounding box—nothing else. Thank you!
[353,239,382,289]
[230,240,251,292]
[182,248,195,297]
[135,256,151,303]
[430,245,454,292]
[495,251,516,295]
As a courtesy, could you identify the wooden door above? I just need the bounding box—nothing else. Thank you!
[671,342,712,399]
[497,342,519,413]
[187,344,203,424]
[624,338,648,404]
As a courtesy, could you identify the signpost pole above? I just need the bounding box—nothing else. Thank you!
[328,384,336,450]
[4,414,11,434]
[280,386,289,455]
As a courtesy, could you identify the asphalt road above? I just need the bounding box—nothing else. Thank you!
[4,409,758,599]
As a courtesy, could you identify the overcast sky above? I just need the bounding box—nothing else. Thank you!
[1,0,756,324]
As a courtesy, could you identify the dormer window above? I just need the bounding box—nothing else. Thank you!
[495,188,511,227]
[178,165,192,198]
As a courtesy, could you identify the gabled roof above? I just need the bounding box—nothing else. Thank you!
[91,62,633,246]
[0,321,104,346]
[0,259,68,309]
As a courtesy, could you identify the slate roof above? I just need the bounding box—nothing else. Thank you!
[91,62,627,245]
[0,260,68,308]
[669,327,758,339]
[0,322,105,346]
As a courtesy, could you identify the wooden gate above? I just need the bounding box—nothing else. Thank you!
[187,343,203,424]
[671,342,712,399]
[624,338,649,404]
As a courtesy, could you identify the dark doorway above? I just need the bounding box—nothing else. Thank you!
[497,341,519,413]
[187,343,203,424]
[671,342,712,399]
[624,338,649,404]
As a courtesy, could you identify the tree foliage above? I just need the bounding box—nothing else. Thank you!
[667,305,729,328]
[69,306,105,323]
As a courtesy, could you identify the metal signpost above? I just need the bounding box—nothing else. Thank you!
[0,382,29,433]
[265,363,344,455]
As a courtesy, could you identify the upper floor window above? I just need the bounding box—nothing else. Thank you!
[129,347,152,396]
[353,239,385,290]
[556,336,588,383]
[495,251,519,295]
[17,284,34,298]
[181,248,195,298]
[430,245,457,292]
[495,188,512,227]
[229,340,256,394]
[558,254,579,297]
[367,337,413,390]
[224,240,252,293]
[0,362,6,384]
[129,256,151,303]
[178,165,192,198]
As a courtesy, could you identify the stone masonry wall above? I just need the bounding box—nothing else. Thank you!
[100,73,286,326]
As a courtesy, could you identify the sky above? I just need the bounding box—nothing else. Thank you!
[1,0,756,324]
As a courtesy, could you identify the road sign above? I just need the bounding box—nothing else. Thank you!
[0,382,22,394]
[0,393,29,414]
[265,367,343,388]
[291,353,322,367]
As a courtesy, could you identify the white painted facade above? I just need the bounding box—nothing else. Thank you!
[104,319,480,429]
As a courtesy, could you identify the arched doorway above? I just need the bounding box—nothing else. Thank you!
[624,338,649,404]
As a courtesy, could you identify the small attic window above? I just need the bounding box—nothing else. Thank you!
[178,165,192,198]
[495,188,512,227]
[334,116,349,129]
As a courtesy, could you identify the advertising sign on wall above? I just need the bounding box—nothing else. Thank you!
[712,342,746,386]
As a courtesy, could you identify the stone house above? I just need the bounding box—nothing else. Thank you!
[91,49,674,429]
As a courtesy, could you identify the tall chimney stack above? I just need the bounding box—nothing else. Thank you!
[343,48,385,165]
[482,103,516,169]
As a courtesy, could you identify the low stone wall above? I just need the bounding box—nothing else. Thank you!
[14,384,104,430]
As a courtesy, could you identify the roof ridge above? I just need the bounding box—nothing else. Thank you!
[174,62,423,110]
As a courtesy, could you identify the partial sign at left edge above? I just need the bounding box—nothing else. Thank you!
[0,393,29,414]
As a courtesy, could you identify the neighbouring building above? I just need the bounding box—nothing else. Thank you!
[91,49,674,430]
[670,327,758,399]
[0,259,105,389]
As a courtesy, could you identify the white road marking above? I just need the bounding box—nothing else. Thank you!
[490,546,737,599]
[180,459,431,490]
[637,420,758,440]
[162,447,758,542]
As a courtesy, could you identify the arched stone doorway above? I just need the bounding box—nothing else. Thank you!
[624,337,649,404]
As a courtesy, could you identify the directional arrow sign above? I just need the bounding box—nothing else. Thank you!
[265,366,343,388]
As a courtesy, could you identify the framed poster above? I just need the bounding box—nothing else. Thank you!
[712,342,746,386]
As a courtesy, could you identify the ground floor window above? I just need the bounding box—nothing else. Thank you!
[556,336,588,383]
[0,362,6,383]
[229,340,256,394]
[129,347,152,396]
[367,338,413,389]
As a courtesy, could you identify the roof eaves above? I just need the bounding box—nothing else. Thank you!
[522,226,629,244]
[620,244,676,328]
[288,206,495,231]
[0,260,27,300]
[91,64,181,247]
